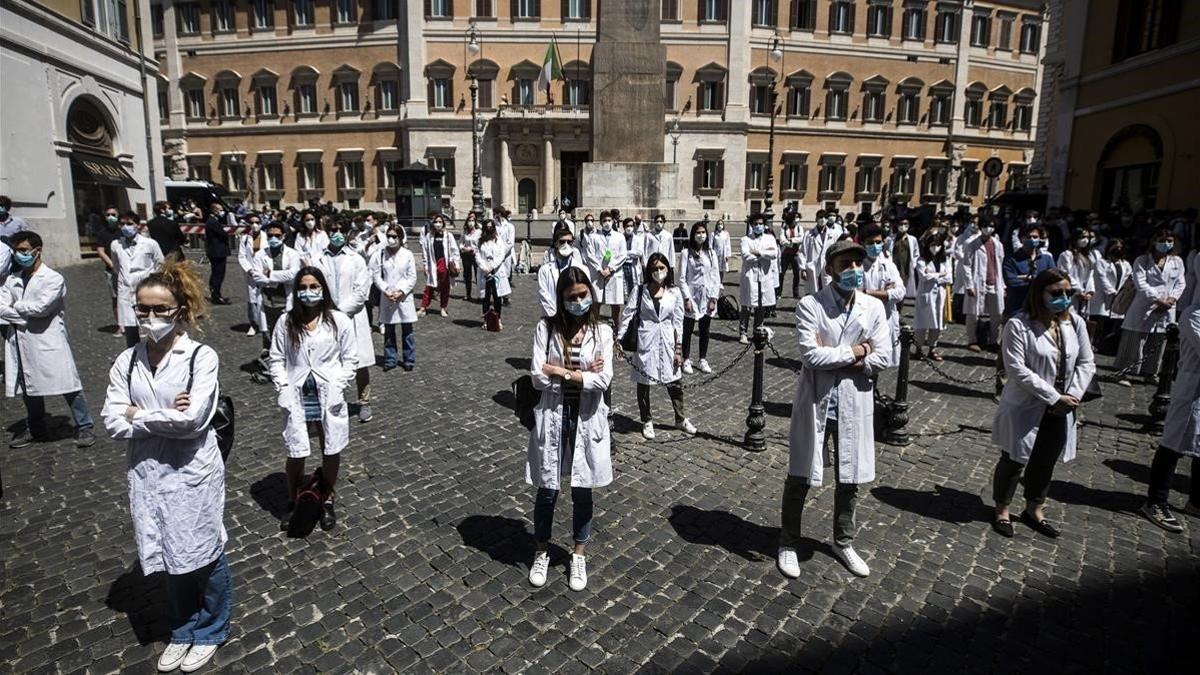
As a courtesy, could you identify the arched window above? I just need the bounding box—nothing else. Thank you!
[1098,125,1162,211]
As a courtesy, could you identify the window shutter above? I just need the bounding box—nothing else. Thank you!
[424,0,431,16]
[836,166,845,193]
[716,161,725,189]
[427,79,435,108]
[697,0,704,21]
[694,161,702,193]
[771,0,778,26]
[848,3,856,33]
[789,0,798,28]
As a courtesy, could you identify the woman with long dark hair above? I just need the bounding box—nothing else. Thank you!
[459,211,480,300]
[913,230,952,361]
[526,267,613,591]
[990,268,1095,539]
[678,221,720,374]
[269,266,358,532]
[475,219,512,330]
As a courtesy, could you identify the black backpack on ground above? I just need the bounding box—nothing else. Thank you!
[717,294,740,320]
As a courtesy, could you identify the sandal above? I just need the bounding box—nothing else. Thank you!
[1020,511,1061,538]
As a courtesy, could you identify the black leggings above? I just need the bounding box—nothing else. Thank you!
[682,315,711,360]
[483,277,502,316]
[462,252,477,298]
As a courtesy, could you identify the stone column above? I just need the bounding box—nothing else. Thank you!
[162,0,189,178]
[541,133,555,213]
[498,132,511,210]
[400,0,428,117]
[724,1,751,124]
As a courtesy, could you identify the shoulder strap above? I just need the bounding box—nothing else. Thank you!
[125,347,138,390]
[186,344,208,392]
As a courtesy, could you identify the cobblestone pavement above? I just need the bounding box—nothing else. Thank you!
[1,255,1197,674]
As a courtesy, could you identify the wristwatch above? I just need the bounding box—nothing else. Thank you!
[563,371,573,382]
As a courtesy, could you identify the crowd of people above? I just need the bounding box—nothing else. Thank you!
[0,192,1197,672]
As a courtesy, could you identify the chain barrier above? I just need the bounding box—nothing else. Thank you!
[917,356,998,385]
[1105,332,1167,380]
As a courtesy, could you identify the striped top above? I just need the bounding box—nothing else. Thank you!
[563,341,583,399]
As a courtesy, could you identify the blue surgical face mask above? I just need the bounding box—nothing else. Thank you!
[268,236,283,249]
[329,233,346,248]
[752,224,765,236]
[1045,295,1073,313]
[14,250,37,268]
[837,267,864,291]
[565,297,593,316]
[1155,241,1174,254]
[298,289,323,306]
[865,243,884,259]
[0,206,8,217]
[121,225,137,239]
[1024,238,1041,249]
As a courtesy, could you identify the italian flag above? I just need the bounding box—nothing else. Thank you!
[537,38,563,97]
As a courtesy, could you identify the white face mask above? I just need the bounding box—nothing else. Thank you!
[137,317,177,344]
[695,234,707,244]
[557,243,573,258]
[898,225,909,233]
[387,236,400,248]
[304,220,316,230]
[652,269,668,283]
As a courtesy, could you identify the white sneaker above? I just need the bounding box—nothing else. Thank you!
[642,421,656,440]
[377,324,385,334]
[245,326,256,337]
[440,308,449,317]
[833,545,870,577]
[568,553,588,591]
[739,333,750,345]
[180,644,217,673]
[528,550,550,587]
[679,418,697,435]
[681,359,694,374]
[777,547,800,579]
[698,359,713,374]
[158,643,190,672]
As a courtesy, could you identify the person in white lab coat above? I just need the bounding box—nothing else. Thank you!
[2,231,96,448]
[678,222,721,374]
[711,221,733,276]
[778,240,892,580]
[101,261,229,673]
[538,226,588,318]
[962,221,1007,352]
[886,218,919,299]
[990,268,1095,539]
[623,218,647,289]
[587,211,627,328]
[294,211,329,266]
[1139,304,1200,532]
[642,215,675,268]
[738,217,780,343]
[111,214,165,347]
[496,209,516,305]
[859,225,906,365]
[459,212,481,301]
[1057,228,1098,317]
[799,212,842,296]
[1089,238,1132,355]
[418,213,462,317]
[617,253,697,440]
[249,222,302,382]
[526,267,613,591]
[317,221,376,423]
[236,214,267,338]
[913,231,953,361]
[371,225,419,371]
[270,266,358,532]
[476,220,512,330]
[1114,228,1186,385]
[776,212,805,299]
[352,213,382,329]
[951,216,981,320]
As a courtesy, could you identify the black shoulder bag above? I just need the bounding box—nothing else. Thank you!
[620,284,644,352]
[126,345,236,461]
[513,319,551,430]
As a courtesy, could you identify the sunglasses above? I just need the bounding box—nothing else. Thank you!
[1046,288,1076,299]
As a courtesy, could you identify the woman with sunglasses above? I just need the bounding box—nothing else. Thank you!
[990,269,1095,539]
[101,260,229,672]
[1114,228,1185,386]
[269,266,358,532]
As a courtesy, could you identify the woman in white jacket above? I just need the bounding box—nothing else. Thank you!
[678,222,721,375]
[738,218,779,343]
[618,253,698,440]
[101,261,229,673]
[913,231,953,361]
[1115,228,1185,385]
[370,225,418,371]
[476,220,512,330]
[990,269,1095,539]
[294,212,329,266]
[1089,239,1131,354]
[418,213,461,317]
[270,266,358,533]
[538,226,588,318]
[236,215,267,337]
[316,221,376,424]
[526,267,613,592]
[459,212,481,301]
[1057,228,1097,316]
[712,221,732,275]
[588,210,628,328]
[111,216,165,347]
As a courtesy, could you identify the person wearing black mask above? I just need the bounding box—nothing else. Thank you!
[147,201,186,262]
[95,205,122,334]
[205,202,233,304]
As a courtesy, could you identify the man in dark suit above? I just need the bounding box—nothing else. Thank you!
[147,201,186,261]
[205,201,232,304]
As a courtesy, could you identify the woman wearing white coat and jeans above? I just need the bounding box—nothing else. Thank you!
[370,225,418,371]
[778,241,891,580]
[1114,228,1185,386]
[111,216,165,347]
[101,261,229,673]
[990,269,1095,539]
[270,266,358,532]
[678,222,721,374]
[618,253,697,440]
[526,267,613,591]
[738,218,779,343]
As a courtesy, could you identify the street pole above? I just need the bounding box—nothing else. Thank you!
[744,326,769,452]
[1148,323,1180,430]
[470,77,483,216]
[884,324,914,446]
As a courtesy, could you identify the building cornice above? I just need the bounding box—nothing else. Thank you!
[1073,78,1200,118]
[1070,37,1200,88]
[1,0,158,74]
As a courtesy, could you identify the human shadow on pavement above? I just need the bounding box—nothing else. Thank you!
[1049,479,1142,515]
[668,504,829,564]
[457,515,569,568]
[870,485,990,525]
[106,562,170,645]
[505,356,532,371]
[250,472,290,518]
[1103,458,1191,492]
[491,389,517,414]
[909,378,995,400]
[452,318,484,330]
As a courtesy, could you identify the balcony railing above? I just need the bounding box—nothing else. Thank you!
[497,104,590,117]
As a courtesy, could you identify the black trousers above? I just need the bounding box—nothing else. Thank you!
[778,252,801,296]
[992,410,1068,507]
[462,252,477,298]
[209,256,227,298]
[636,382,685,423]
[483,278,502,316]
[1147,445,1200,506]
[682,315,711,361]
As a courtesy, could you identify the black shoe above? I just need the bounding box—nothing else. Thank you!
[402,364,414,371]
[382,363,397,372]
[75,428,97,448]
[991,517,1014,538]
[502,298,511,307]
[211,296,232,306]
[9,429,33,449]
[1020,511,1061,538]
[319,501,337,531]
[280,501,295,532]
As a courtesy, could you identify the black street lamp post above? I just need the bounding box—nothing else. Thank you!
[466,22,483,216]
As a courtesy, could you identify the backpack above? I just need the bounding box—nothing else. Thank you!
[127,344,236,461]
[717,294,740,320]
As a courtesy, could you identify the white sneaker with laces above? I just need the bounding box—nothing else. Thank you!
[528,550,550,587]
[440,308,449,317]
[739,333,750,345]
[642,421,656,440]
[682,359,694,374]
[777,547,800,579]
[698,359,713,374]
[245,326,256,337]
[680,419,697,435]
[180,644,217,673]
[834,545,870,577]
[158,643,191,672]
[568,553,588,591]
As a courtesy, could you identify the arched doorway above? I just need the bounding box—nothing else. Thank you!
[66,97,140,251]
[1097,124,1162,212]
[517,178,537,215]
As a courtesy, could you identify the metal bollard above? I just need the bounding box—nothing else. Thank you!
[884,323,914,446]
[744,326,769,452]
[1148,323,1180,425]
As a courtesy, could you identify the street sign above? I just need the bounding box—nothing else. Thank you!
[983,157,1004,178]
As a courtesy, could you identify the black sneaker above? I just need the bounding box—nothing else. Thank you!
[319,501,337,531]
[75,428,97,448]
[1140,503,1184,533]
[9,430,33,448]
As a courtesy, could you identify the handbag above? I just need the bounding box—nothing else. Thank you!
[1110,276,1135,315]
[125,344,236,461]
[620,284,644,352]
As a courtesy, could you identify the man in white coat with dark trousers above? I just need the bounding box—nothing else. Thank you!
[779,240,892,580]
[317,222,377,423]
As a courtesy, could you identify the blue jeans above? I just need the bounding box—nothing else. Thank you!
[383,323,415,368]
[533,396,593,543]
[167,553,232,646]
[23,391,94,433]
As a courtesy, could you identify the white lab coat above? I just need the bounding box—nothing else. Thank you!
[962,236,1007,317]
[497,219,516,277]
[526,320,614,489]
[476,239,512,298]
[739,233,779,307]
[102,337,225,575]
[1058,248,1097,314]
[111,235,164,327]
[237,232,269,330]
[268,311,357,457]
[913,258,952,330]
[788,287,892,485]
[799,226,841,294]
[537,250,587,317]
[0,243,11,286]
[951,227,980,295]
[420,232,462,289]
[712,230,733,273]
[587,230,628,306]
[886,233,920,298]
[1089,257,1131,318]
[317,249,375,369]
[295,230,330,266]
[250,245,302,313]
[862,254,906,364]
[0,265,84,397]
[370,245,419,324]
[1161,305,1200,457]
[639,229,676,268]
[1121,254,1186,334]
[993,311,1095,464]
[618,285,685,386]
[678,247,721,319]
